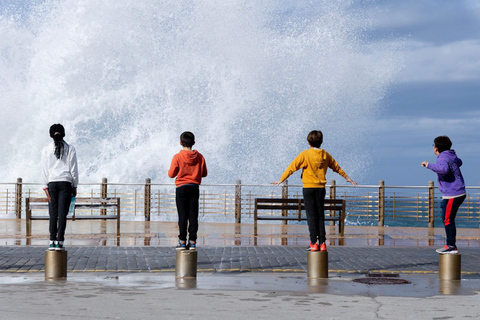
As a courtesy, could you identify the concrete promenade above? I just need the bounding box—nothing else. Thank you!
[0,221,479,319]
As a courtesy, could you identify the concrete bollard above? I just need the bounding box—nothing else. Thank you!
[307,251,328,279]
[45,250,68,280]
[439,253,461,281]
[175,250,197,279]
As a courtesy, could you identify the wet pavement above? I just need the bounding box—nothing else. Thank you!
[1,246,480,275]
[0,220,480,319]
[2,219,480,247]
[0,272,479,320]
[1,219,479,274]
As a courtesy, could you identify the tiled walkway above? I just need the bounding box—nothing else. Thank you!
[1,246,479,274]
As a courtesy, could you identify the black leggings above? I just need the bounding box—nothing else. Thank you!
[175,184,200,242]
[48,182,72,242]
[441,195,466,247]
[303,188,326,244]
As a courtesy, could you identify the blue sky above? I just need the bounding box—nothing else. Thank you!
[363,0,480,186]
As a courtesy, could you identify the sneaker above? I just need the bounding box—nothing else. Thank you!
[436,245,458,254]
[48,242,56,251]
[188,241,196,250]
[55,242,65,251]
[307,243,319,251]
[176,240,187,250]
[320,243,327,252]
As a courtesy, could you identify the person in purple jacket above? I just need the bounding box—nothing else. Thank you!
[421,136,466,254]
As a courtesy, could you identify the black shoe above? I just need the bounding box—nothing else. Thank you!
[188,240,196,250]
[176,240,187,250]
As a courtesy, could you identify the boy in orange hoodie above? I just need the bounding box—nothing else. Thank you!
[272,130,357,252]
[168,132,208,250]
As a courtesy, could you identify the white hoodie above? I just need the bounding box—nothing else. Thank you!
[41,141,79,189]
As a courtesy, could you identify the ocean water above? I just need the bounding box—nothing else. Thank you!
[0,1,401,187]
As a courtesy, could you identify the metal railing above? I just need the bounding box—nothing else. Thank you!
[1,178,479,228]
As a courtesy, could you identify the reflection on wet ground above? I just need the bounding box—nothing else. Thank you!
[0,272,479,297]
[1,219,480,247]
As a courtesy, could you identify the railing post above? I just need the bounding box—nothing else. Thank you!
[329,180,336,225]
[234,179,242,223]
[15,178,22,219]
[281,180,288,225]
[329,180,336,199]
[428,181,435,228]
[144,178,151,221]
[101,178,108,216]
[378,180,385,227]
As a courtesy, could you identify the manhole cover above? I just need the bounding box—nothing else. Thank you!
[367,273,399,278]
[353,278,411,285]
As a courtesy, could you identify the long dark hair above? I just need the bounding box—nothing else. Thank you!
[49,124,68,159]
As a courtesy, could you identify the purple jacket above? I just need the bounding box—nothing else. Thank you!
[427,150,466,196]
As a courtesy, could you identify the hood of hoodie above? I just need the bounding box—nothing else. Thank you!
[435,149,465,196]
[439,150,462,165]
[178,150,201,165]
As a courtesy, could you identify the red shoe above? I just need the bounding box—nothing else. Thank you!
[308,243,319,251]
[320,243,327,252]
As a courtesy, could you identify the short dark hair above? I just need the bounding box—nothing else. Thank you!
[434,136,452,153]
[180,131,195,148]
[307,130,323,148]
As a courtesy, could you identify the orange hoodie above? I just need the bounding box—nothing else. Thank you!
[168,150,208,187]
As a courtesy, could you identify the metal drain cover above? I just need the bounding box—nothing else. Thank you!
[353,278,411,285]
[367,273,399,278]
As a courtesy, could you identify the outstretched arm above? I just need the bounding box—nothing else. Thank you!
[327,152,357,186]
[423,157,449,175]
[271,152,305,186]
[345,176,357,186]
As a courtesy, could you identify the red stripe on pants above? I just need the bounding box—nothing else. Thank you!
[444,198,454,226]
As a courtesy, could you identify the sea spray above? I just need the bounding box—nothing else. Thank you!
[0,1,401,184]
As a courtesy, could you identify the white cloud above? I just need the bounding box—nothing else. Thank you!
[375,111,480,134]
[398,40,480,82]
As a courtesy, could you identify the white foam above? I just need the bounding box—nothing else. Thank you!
[0,1,401,184]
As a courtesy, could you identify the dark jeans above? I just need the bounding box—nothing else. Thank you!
[441,195,466,247]
[176,184,200,242]
[48,181,72,242]
[303,188,326,244]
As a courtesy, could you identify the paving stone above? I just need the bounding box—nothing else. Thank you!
[0,246,480,273]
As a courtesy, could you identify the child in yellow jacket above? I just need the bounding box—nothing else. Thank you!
[272,130,357,251]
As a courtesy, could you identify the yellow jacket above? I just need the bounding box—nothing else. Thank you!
[280,148,347,188]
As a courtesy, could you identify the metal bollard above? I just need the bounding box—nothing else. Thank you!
[45,250,68,280]
[175,250,197,279]
[307,251,328,279]
[439,253,461,280]
[308,278,328,293]
[175,278,197,289]
[439,280,462,295]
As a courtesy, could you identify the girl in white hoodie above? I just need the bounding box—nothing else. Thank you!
[41,124,78,251]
